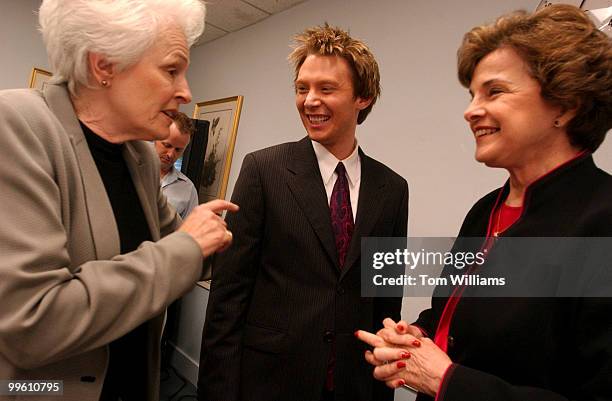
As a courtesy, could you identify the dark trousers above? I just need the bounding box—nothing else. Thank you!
[321,388,334,401]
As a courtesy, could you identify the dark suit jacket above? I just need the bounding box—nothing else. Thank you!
[415,154,612,401]
[199,137,408,401]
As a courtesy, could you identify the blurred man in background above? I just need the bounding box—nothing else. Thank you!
[156,112,199,219]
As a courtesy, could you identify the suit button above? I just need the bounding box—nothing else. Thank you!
[323,330,335,343]
[447,335,455,348]
[337,287,345,295]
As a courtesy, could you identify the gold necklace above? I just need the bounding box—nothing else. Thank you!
[493,205,503,237]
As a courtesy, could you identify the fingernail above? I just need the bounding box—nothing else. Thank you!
[397,325,405,332]
[354,330,359,337]
[400,352,411,359]
[398,380,406,387]
[412,339,421,347]
[396,361,406,368]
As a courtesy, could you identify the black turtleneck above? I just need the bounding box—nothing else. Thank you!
[80,122,150,401]
[80,122,152,253]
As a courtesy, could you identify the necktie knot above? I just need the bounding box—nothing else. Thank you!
[335,162,346,177]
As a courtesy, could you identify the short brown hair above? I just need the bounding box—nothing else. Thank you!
[288,23,381,124]
[457,4,612,152]
[174,111,195,136]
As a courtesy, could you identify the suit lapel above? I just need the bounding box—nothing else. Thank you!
[123,143,160,241]
[286,138,339,269]
[43,83,120,260]
[340,151,387,280]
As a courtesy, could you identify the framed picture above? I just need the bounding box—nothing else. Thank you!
[28,67,52,90]
[585,4,612,36]
[535,0,584,11]
[193,95,243,203]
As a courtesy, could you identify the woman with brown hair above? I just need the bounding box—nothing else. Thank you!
[357,4,612,401]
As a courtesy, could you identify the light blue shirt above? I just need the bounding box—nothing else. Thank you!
[161,166,199,219]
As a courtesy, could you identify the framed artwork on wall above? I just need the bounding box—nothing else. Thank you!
[536,0,612,36]
[535,0,584,11]
[28,67,52,90]
[192,95,243,203]
[585,4,612,36]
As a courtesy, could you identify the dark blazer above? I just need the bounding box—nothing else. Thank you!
[199,137,408,401]
[415,155,612,401]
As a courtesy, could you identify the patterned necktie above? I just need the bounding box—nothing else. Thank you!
[325,162,355,391]
[330,162,354,269]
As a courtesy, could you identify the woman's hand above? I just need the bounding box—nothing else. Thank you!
[178,200,239,257]
[356,318,452,396]
[383,318,426,338]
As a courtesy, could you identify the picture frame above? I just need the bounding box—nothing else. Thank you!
[28,67,52,90]
[535,0,584,11]
[192,95,243,203]
[585,4,612,37]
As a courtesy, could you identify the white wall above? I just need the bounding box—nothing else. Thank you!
[5,0,611,397]
[177,0,612,397]
[0,0,48,90]
[187,0,612,238]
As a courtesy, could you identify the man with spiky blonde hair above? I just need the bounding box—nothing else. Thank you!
[200,24,408,401]
[288,23,381,126]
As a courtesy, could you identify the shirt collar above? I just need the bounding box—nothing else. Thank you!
[311,139,361,187]
[161,165,180,187]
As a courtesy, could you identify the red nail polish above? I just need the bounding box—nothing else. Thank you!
[354,330,359,337]
[412,339,421,347]
[398,379,406,387]
[397,325,405,332]
[400,352,411,359]
[396,361,406,368]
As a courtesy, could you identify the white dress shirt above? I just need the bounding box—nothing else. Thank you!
[311,140,361,221]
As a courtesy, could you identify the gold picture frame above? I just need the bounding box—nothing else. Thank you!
[28,67,52,90]
[535,0,584,11]
[193,95,243,203]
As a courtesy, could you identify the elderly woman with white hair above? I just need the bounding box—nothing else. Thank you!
[0,1,237,400]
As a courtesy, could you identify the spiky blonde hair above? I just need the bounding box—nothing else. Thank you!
[288,23,381,124]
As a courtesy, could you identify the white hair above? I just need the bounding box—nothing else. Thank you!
[38,0,206,95]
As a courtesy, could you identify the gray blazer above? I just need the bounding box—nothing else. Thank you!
[0,84,203,401]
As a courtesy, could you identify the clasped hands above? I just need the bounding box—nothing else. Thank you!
[355,318,452,396]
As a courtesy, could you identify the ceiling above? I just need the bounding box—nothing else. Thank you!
[196,0,307,45]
